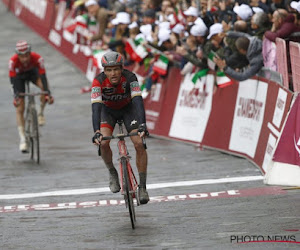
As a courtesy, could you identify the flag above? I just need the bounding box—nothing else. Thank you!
[125,39,148,62]
[153,54,169,75]
[192,69,209,84]
[207,51,216,70]
[216,71,233,88]
[92,49,108,69]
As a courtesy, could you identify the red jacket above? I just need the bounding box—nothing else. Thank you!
[264,14,300,42]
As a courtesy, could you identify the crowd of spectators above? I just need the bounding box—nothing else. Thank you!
[56,0,300,95]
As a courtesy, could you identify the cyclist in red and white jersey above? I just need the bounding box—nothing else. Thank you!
[9,40,54,153]
[91,51,149,204]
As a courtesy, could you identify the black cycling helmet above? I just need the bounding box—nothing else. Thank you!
[101,51,124,68]
[15,40,31,55]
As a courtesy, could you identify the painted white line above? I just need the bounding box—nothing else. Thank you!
[0,175,263,200]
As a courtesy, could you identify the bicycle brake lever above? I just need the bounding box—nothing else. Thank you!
[98,145,101,156]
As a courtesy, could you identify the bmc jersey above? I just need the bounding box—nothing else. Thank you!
[91,69,142,109]
[9,52,46,77]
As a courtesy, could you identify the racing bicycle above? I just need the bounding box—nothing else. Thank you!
[19,81,48,164]
[98,120,147,229]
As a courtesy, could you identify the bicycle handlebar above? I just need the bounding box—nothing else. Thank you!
[97,132,148,156]
[18,91,49,97]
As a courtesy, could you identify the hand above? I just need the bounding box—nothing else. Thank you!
[137,123,149,138]
[176,46,187,56]
[45,95,54,104]
[13,97,20,107]
[213,56,226,71]
[92,131,102,145]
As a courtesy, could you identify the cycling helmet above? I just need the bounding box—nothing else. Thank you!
[101,51,124,68]
[15,40,31,55]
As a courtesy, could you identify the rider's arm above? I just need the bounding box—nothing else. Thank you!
[40,73,50,94]
[92,102,103,132]
[33,52,51,94]
[91,78,103,132]
[129,75,146,125]
[9,58,18,96]
[132,96,146,125]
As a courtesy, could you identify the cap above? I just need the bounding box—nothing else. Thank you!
[128,21,138,29]
[252,7,264,13]
[85,0,98,7]
[158,21,171,31]
[143,9,156,18]
[158,29,171,46]
[207,23,223,39]
[140,24,154,42]
[291,1,300,12]
[183,6,198,17]
[190,23,208,37]
[233,4,253,20]
[194,17,205,26]
[172,23,185,34]
[111,12,131,25]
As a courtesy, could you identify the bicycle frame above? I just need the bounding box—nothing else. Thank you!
[116,125,139,200]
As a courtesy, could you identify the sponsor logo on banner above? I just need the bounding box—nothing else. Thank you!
[150,83,162,102]
[48,30,62,47]
[55,1,66,31]
[169,73,213,142]
[262,133,277,172]
[272,88,287,128]
[14,0,47,19]
[229,80,268,158]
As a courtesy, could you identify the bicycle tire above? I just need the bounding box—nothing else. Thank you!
[30,109,40,164]
[122,157,136,229]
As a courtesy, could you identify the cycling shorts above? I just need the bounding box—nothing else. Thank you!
[101,103,140,133]
[14,68,39,96]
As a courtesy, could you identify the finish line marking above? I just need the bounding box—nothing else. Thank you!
[0,186,285,213]
[0,175,263,200]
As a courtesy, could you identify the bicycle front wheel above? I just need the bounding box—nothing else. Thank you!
[122,157,136,229]
[29,109,40,164]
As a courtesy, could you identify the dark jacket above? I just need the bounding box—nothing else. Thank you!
[224,32,263,81]
[264,14,300,42]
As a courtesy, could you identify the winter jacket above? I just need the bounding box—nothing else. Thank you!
[224,31,264,81]
[264,14,300,42]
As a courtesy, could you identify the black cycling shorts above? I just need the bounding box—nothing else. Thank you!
[101,103,140,133]
[14,68,39,96]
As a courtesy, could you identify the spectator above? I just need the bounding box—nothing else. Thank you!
[233,4,254,22]
[84,0,112,42]
[214,34,264,81]
[264,8,300,42]
[251,12,271,39]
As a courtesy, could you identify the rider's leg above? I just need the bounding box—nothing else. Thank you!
[36,77,46,126]
[100,126,120,193]
[16,98,27,152]
[130,131,149,204]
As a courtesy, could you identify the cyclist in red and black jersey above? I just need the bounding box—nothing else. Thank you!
[91,51,149,204]
[9,40,54,152]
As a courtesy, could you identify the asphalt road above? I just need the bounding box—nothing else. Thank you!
[0,2,299,249]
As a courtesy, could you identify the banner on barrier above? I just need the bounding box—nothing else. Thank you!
[169,73,213,142]
[229,79,268,158]
[273,94,300,166]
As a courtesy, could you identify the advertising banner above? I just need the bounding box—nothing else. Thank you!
[169,73,214,142]
[273,94,300,166]
[11,0,55,38]
[229,79,268,158]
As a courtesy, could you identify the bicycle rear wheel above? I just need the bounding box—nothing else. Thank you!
[122,157,136,229]
[29,109,40,164]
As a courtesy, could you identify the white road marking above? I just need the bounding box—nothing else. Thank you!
[0,175,263,200]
